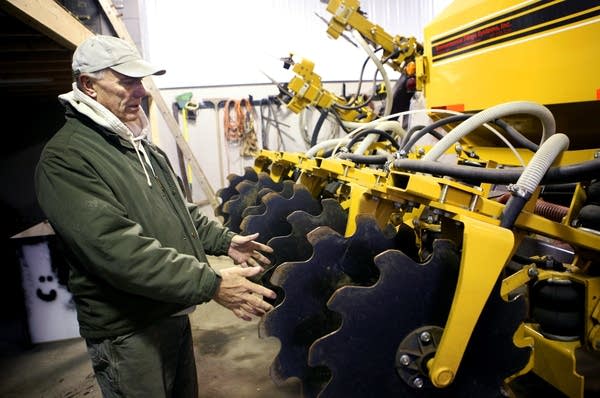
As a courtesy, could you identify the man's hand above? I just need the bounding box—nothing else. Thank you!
[213,266,277,321]
[227,232,273,268]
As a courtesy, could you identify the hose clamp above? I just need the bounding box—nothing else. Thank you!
[507,184,531,199]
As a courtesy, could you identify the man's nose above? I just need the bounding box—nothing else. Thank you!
[135,81,147,97]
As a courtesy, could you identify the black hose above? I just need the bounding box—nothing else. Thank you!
[337,153,388,165]
[401,116,540,154]
[500,195,528,228]
[333,92,375,111]
[401,114,471,151]
[311,109,329,147]
[330,108,353,134]
[406,124,426,136]
[322,148,335,158]
[391,158,600,185]
[334,50,382,111]
[494,118,539,152]
[346,128,400,152]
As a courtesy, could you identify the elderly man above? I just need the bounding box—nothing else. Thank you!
[35,35,276,397]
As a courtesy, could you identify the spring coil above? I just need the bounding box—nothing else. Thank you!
[496,193,568,222]
[535,199,569,222]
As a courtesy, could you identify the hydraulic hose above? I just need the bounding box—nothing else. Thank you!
[407,124,426,137]
[346,128,400,154]
[333,56,376,112]
[352,131,380,156]
[391,157,600,185]
[306,137,349,158]
[311,109,329,147]
[423,101,556,161]
[352,29,393,117]
[326,120,405,158]
[401,114,471,151]
[352,121,405,156]
[494,118,539,152]
[336,153,389,165]
[374,120,406,140]
[400,115,539,154]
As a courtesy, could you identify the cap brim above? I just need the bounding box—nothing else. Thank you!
[110,59,166,78]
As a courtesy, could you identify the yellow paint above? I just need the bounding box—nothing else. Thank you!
[423,0,600,110]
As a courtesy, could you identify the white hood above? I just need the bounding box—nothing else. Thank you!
[59,83,156,186]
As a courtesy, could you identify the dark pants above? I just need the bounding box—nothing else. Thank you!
[85,315,198,398]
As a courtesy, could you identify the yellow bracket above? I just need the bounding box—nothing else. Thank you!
[286,58,373,121]
[497,265,597,397]
[287,59,336,113]
[501,263,536,298]
[325,0,360,40]
[587,278,600,351]
[326,0,419,70]
[427,214,515,387]
[523,324,584,398]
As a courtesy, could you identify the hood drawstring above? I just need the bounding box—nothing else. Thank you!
[131,135,156,187]
[60,83,157,187]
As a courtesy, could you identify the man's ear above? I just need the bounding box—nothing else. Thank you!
[79,75,97,98]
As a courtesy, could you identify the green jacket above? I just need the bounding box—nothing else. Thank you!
[35,103,234,339]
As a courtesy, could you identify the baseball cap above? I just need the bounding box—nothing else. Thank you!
[72,35,166,78]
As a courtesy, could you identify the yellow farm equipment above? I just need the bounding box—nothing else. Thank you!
[215,1,600,396]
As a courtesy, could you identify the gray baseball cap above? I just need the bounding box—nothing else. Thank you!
[72,35,165,78]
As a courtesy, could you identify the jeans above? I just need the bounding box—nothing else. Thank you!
[85,315,198,398]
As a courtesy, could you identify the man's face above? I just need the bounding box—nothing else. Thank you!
[86,69,147,123]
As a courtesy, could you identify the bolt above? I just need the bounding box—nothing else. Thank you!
[399,354,411,366]
[571,219,579,227]
[528,267,539,278]
[420,331,432,343]
[413,377,424,389]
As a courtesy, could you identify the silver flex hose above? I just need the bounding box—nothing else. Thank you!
[423,101,556,161]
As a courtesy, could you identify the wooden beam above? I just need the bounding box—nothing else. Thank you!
[0,0,94,49]
[96,0,218,208]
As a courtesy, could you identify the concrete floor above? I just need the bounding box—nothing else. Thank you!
[0,255,592,398]
[0,255,301,398]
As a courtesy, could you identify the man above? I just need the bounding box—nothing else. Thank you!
[34,34,276,397]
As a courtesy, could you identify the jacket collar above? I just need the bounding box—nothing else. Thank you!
[59,83,157,186]
[58,83,151,144]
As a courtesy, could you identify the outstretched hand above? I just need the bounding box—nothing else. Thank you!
[213,266,277,321]
[227,232,273,268]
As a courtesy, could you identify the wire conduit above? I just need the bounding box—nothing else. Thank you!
[422,101,556,162]
[500,133,570,228]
